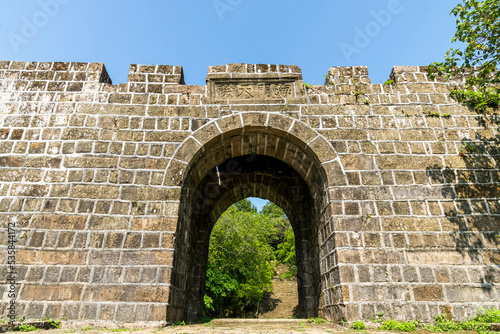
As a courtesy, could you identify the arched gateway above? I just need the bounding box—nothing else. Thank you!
[166,113,342,321]
[0,61,499,325]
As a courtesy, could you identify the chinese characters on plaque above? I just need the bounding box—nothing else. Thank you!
[216,83,293,99]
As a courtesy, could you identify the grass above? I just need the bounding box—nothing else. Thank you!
[473,307,500,323]
[349,320,366,330]
[18,324,39,332]
[370,307,500,333]
[379,319,420,332]
[41,318,61,329]
[307,317,328,324]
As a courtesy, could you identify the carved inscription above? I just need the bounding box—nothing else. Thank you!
[216,83,294,99]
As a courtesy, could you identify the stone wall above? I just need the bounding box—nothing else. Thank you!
[0,61,499,325]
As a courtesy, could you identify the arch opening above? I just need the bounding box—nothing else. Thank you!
[167,125,332,322]
[204,197,298,318]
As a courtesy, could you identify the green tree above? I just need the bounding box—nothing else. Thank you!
[260,202,297,276]
[428,0,500,112]
[204,199,298,317]
[233,198,257,213]
[274,225,297,278]
[261,202,289,249]
[204,199,299,317]
[260,201,286,219]
[204,201,276,317]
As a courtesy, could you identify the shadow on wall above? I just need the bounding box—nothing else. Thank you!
[425,111,500,293]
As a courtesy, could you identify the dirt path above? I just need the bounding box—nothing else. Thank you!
[258,264,298,318]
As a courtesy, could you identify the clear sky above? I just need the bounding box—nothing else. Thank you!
[1,0,459,86]
[0,0,460,211]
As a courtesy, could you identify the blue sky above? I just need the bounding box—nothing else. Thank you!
[1,0,460,211]
[1,0,459,86]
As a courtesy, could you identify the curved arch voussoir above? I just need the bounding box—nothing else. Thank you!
[192,122,222,146]
[308,136,338,164]
[216,114,243,137]
[174,137,202,163]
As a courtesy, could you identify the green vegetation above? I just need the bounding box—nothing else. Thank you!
[349,320,366,330]
[426,111,442,117]
[428,0,500,113]
[460,142,478,156]
[450,88,500,112]
[40,318,61,329]
[373,307,500,333]
[0,317,10,324]
[18,324,39,332]
[425,111,452,118]
[380,319,420,332]
[383,79,395,85]
[204,199,295,318]
[303,83,313,89]
[424,313,490,332]
[79,326,92,331]
[274,224,296,278]
[428,0,500,88]
[107,329,134,332]
[370,312,384,323]
[281,99,293,114]
[307,317,328,324]
[473,306,500,323]
[172,321,186,327]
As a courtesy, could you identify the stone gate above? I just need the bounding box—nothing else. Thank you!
[0,61,499,325]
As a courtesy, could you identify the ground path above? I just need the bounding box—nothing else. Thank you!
[259,264,299,319]
[35,320,348,334]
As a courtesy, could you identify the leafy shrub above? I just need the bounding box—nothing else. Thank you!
[172,321,186,326]
[380,319,419,332]
[307,317,328,324]
[450,87,500,113]
[18,324,38,332]
[425,317,461,332]
[41,318,61,329]
[370,312,384,323]
[472,307,500,323]
[349,320,366,330]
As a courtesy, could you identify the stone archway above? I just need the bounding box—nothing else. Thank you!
[165,113,344,322]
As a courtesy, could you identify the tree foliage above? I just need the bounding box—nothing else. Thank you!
[275,226,297,278]
[428,0,500,88]
[204,199,296,318]
[233,198,257,213]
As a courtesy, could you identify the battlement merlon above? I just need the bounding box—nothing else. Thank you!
[0,61,471,94]
[0,61,112,92]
